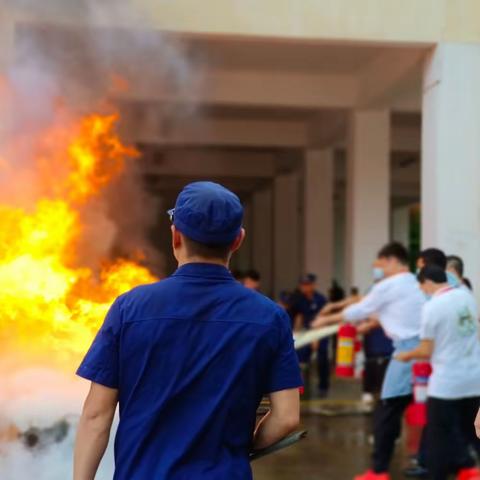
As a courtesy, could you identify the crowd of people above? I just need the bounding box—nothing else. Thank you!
[305,243,480,480]
[227,243,480,480]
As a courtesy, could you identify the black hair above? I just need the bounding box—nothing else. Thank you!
[231,269,245,281]
[463,278,473,291]
[245,269,261,281]
[350,287,359,296]
[183,236,232,261]
[417,265,447,284]
[377,242,409,265]
[446,255,464,278]
[418,248,447,270]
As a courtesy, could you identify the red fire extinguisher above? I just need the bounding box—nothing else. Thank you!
[406,362,432,426]
[335,323,357,378]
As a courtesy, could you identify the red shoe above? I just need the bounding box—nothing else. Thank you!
[354,470,390,480]
[457,468,480,480]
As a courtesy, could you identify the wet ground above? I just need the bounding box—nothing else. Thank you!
[253,378,411,480]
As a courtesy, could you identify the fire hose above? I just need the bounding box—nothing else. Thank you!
[294,325,339,350]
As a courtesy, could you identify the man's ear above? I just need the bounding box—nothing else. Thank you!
[231,228,246,253]
[171,225,182,249]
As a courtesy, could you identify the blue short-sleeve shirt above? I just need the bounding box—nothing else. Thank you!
[77,263,302,480]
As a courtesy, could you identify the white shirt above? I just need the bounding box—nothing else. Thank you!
[421,287,480,399]
[343,272,425,341]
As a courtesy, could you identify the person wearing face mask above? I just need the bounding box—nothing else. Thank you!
[397,265,480,480]
[447,255,474,293]
[312,242,425,480]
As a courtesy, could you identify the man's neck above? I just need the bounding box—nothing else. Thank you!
[385,267,409,279]
[177,257,229,268]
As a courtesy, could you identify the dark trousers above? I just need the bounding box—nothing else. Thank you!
[317,347,330,392]
[363,356,390,396]
[426,396,480,480]
[297,342,330,392]
[373,395,412,473]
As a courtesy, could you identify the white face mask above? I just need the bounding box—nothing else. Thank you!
[373,267,385,281]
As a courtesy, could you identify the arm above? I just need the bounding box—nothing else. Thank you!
[475,408,480,439]
[74,382,118,480]
[395,339,434,362]
[311,287,384,330]
[320,295,362,315]
[356,317,381,335]
[253,388,300,450]
[293,313,304,332]
[310,310,344,329]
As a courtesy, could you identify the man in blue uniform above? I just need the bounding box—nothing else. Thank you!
[292,274,329,397]
[73,181,302,480]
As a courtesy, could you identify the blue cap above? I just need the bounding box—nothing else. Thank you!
[169,182,243,245]
[299,273,317,285]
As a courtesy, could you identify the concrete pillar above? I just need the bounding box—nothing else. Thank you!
[252,186,273,295]
[346,110,390,293]
[334,196,346,288]
[422,43,480,301]
[392,206,410,247]
[304,149,334,295]
[273,171,301,297]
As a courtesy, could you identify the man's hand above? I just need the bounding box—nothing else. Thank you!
[74,382,118,480]
[395,351,412,363]
[356,318,381,335]
[310,312,344,329]
[319,303,336,316]
[395,340,433,363]
[475,408,480,439]
[310,315,329,329]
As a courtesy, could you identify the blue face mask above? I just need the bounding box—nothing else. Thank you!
[373,267,385,281]
[446,271,460,288]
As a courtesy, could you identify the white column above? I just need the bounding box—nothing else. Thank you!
[252,186,273,295]
[304,149,334,294]
[346,110,390,293]
[274,172,301,297]
[392,206,411,247]
[422,43,480,301]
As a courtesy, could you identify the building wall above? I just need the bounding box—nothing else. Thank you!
[4,1,480,44]
[135,0,480,44]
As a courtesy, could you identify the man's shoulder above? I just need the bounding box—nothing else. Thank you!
[241,287,287,318]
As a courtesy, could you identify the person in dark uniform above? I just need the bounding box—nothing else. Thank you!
[292,273,329,397]
[73,181,303,480]
[278,290,295,329]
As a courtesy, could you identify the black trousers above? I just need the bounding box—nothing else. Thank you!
[426,396,480,480]
[317,348,330,392]
[373,394,412,473]
[363,356,390,396]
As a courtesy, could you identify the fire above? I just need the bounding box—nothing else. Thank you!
[0,108,157,368]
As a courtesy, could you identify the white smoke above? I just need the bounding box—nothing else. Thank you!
[0,0,202,477]
[0,367,115,480]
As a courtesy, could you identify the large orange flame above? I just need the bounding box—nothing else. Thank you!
[0,106,157,368]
